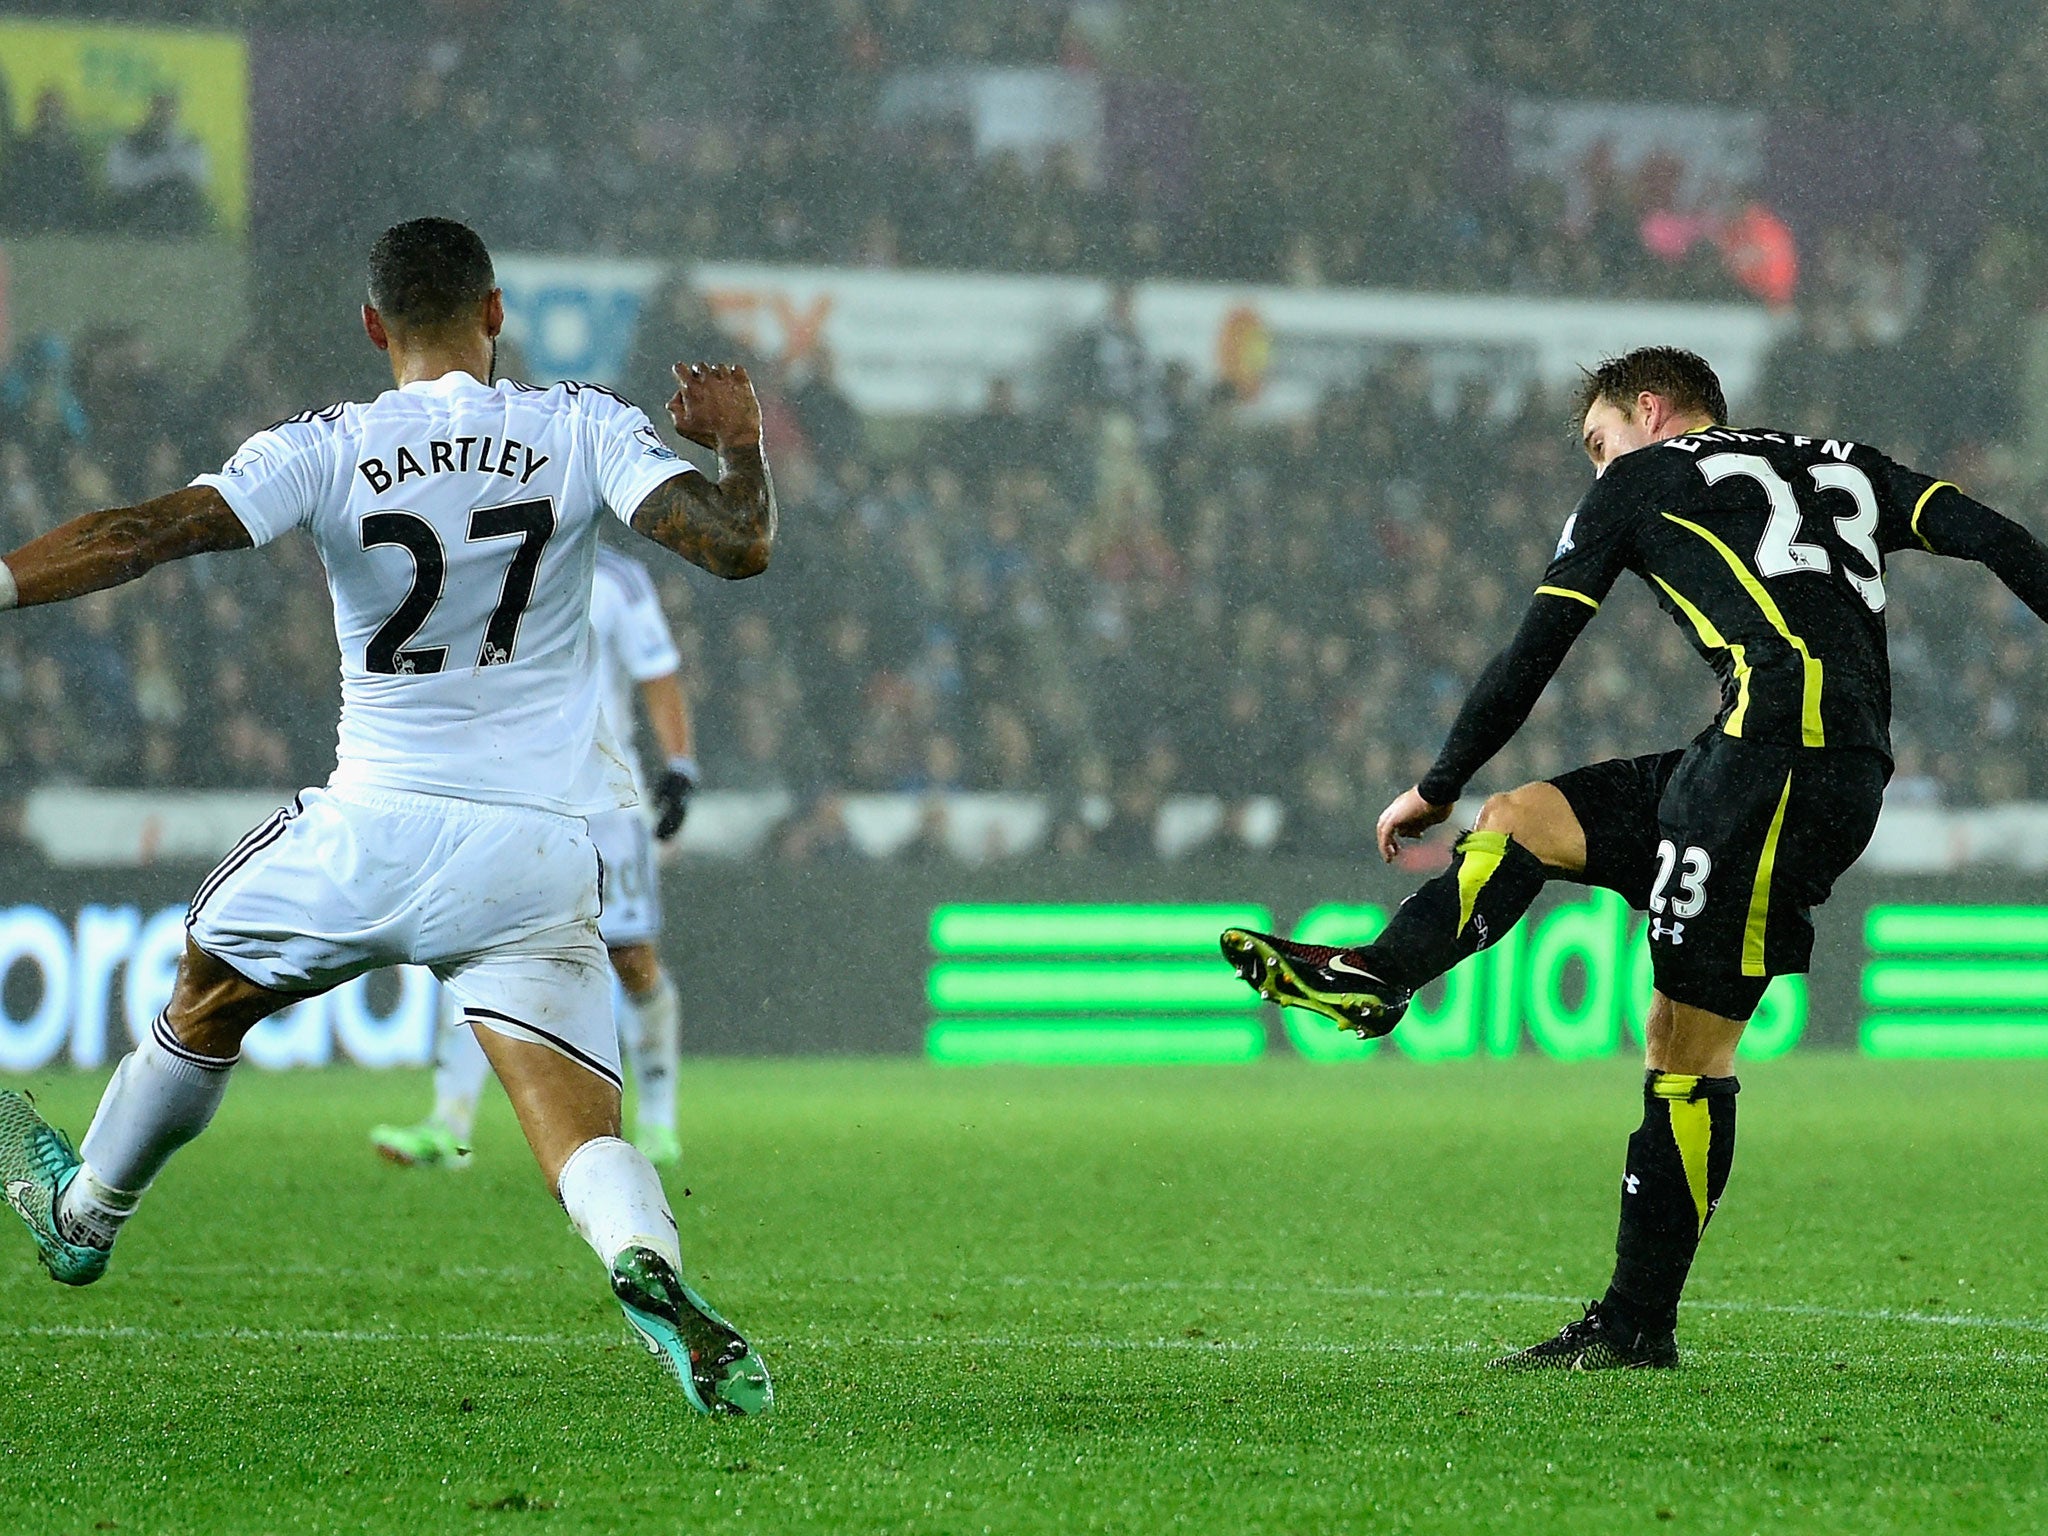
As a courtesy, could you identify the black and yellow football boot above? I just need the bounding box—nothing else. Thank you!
[1218,929,1411,1039]
[1489,1302,1680,1371]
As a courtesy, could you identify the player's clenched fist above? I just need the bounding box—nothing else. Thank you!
[668,363,762,453]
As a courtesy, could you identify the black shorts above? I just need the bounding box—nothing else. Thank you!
[1549,735,1888,1020]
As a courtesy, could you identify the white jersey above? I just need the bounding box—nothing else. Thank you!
[590,544,682,797]
[194,371,692,815]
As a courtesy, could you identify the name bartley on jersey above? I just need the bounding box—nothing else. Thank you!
[354,434,552,494]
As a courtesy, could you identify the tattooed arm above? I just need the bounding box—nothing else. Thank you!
[631,447,776,580]
[631,362,777,580]
[0,485,253,609]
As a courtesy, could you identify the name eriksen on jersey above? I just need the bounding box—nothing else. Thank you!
[357,436,551,495]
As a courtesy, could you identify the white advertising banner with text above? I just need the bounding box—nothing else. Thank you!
[496,254,1788,418]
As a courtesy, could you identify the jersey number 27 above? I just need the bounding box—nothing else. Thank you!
[359,497,558,674]
[1697,453,1886,613]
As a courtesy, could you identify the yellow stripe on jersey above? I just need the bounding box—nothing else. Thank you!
[1534,585,1601,610]
[1662,513,1826,747]
[1911,481,1958,554]
[1650,575,1753,736]
[1742,771,1795,977]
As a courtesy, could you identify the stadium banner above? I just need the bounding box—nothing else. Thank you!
[0,17,250,233]
[0,236,249,371]
[1134,283,1786,419]
[494,253,666,388]
[1503,100,1764,224]
[0,860,2042,1073]
[491,255,1786,418]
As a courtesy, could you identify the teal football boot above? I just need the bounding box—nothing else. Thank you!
[610,1246,772,1416]
[0,1090,111,1286]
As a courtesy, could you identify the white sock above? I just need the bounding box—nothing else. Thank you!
[556,1135,682,1271]
[431,1002,491,1142]
[622,972,680,1136]
[61,1012,234,1246]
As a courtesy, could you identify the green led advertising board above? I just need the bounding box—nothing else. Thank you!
[924,895,1806,1066]
[1861,904,2048,1058]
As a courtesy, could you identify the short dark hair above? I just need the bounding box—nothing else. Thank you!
[366,217,495,331]
[1570,346,1727,431]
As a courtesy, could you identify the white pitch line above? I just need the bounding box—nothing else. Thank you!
[16,1276,2045,1347]
[18,1323,2048,1371]
[116,1265,2048,1336]
[16,1321,589,1347]
[10,1321,1469,1358]
[982,1274,2048,1336]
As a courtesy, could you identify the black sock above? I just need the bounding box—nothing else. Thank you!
[1359,830,1549,991]
[1602,1071,1739,1338]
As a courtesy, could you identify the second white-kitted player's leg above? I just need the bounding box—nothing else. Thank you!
[611,943,681,1162]
[443,923,770,1417]
[590,807,682,1163]
[371,995,490,1168]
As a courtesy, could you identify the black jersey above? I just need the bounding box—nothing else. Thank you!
[1417,426,2048,807]
[1539,427,1945,756]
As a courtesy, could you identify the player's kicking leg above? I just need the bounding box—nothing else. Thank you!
[610,942,681,1165]
[370,991,485,1168]
[1223,780,1586,1035]
[0,940,298,1284]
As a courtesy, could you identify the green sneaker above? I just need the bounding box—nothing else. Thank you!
[369,1120,470,1170]
[610,1246,772,1416]
[633,1124,682,1166]
[0,1090,111,1286]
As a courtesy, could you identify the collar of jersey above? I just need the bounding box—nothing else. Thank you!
[397,369,492,394]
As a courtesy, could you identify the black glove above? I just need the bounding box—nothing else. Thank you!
[653,757,699,841]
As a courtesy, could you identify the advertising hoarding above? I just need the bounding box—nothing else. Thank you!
[0,17,250,232]
[492,255,1787,419]
[0,859,2034,1072]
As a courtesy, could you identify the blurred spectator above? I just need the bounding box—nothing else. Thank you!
[786,346,862,467]
[2,90,94,234]
[104,92,211,236]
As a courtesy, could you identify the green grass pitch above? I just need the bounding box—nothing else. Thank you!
[0,1056,2042,1534]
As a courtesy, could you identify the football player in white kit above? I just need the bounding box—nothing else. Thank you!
[0,219,776,1416]
[372,542,698,1168]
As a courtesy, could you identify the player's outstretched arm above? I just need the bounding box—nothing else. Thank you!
[632,363,776,580]
[1914,488,2048,623]
[0,485,252,610]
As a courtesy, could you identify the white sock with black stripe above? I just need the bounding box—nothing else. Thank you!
[556,1135,682,1272]
[58,1013,235,1247]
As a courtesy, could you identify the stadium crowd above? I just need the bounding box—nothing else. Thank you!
[0,224,2034,856]
[8,0,2028,307]
[3,0,2046,854]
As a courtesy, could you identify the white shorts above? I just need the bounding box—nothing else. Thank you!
[187,785,621,1087]
[589,805,662,947]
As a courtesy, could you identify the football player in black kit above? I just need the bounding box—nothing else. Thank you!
[1222,346,2048,1369]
